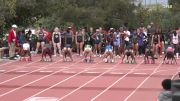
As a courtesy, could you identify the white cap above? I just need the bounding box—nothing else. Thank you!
[12,24,17,28]
[96,29,100,32]
[110,28,114,30]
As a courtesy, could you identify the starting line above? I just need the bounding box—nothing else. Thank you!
[24,97,59,101]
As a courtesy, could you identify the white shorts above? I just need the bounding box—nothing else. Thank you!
[23,43,30,50]
[105,49,112,52]
[85,47,92,51]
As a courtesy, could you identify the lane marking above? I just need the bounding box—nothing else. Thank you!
[0,59,69,97]
[133,73,147,75]
[39,71,53,73]
[0,60,17,67]
[109,72,124,75]
[0,55,77,84]
[0,56,90,97]
[58,60,122,100]
[123,62,163,101]
[62,71,76,74]
[0,70,5,72]
[86,72,100,74]
[24,97,59,101]
[0,59,40,77]
[16,71,29,73]
[24,58,103,100]
[90,60,144,101]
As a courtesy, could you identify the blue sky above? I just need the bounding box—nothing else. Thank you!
[141,0,168,5]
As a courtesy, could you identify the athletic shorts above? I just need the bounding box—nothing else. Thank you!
[23,43,30,50]
[105,49,113,52]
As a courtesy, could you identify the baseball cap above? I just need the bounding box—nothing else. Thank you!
[12,24,18,28]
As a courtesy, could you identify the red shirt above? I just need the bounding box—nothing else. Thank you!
[44,30,52,42]
[8,29,18,45]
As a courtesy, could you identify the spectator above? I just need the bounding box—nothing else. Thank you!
[8,24,18,60]
[158,79,172,101]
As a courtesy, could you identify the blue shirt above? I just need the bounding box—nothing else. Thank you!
[106,45,113,51]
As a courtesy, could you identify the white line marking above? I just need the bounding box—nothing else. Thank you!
[0,56,88,97]
[0,59,67,97]
[90,61,144,101]
[171,69,180,80]
[133,73,147,75]
[16,71,29,73]
[39,71,53,73]
[0,54,76,77]
[25,59,103,100]
[58,60,122,100]
[0,61,17,67]
[0,59,40,76]
[123,62,163,101]
[24,97,59,101]
[109,72,124,75]
[154,69,179,74]
[0,70,5,72]
[62,71,76,74]
[86,72,100,74]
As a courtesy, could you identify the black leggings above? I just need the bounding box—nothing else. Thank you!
[173,44,179,54]
[138,45,144,55]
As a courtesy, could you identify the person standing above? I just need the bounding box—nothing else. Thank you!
[35,27,47,54]
[8,24,18,60]
[76,28,84,56]
[171,28,180,59]
[52,27,61,56]
[158,79,172,101]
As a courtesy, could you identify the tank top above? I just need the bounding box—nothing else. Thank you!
[153,34,159,43]
[132,34,138,44]
[95,33,100,41]
[38,31,44,41]
[172,34,179,44]
[53,32,60,43]
[65,32,72,46]
[77,32,83,42]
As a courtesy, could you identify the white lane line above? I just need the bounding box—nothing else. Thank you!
[123,62,163,101]
[90,60,144,101]
[0,60,17,67]
[109,72,124,75]
[39,71,53,73]
[16,71,29,73]
[0,56,89,97]
[0,54,76,77]
[0,59,40,76]
[133,73,147,75]
[0,59,62,85]
[0,70,5,72]
[25,59,103,100]
[86,72,100,74]
[171,68,180,80]
[0,58,68,97]
[62,71,76,74]
[155,69,179,74]
[58,60,122,100]
[23,97,59,101]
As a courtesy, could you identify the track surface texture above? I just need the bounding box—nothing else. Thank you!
[0,54,178,101]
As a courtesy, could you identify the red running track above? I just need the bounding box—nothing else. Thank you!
[0,55,179,101]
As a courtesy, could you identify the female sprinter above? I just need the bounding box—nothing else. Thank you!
[92,29,102,57]
[76,27,84,56]
[52,27,61,56]
[151,28,160,58]
[62,27,73,62]
[35,27,48,54]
